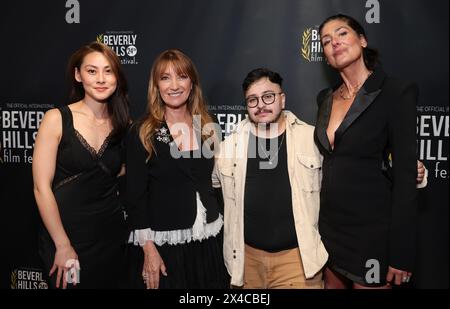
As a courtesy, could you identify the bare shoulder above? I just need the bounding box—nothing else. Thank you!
[39,108,62,139]
[67,101,82,111]
[42,108,62,124]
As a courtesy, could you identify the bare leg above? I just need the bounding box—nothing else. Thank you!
[323,267,351,289]
[353,282,391,289]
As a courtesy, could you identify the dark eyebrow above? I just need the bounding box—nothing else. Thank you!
[335,26,349,33]
[321,26,350,39]
[246,90,277,98]
[84,65,111,69]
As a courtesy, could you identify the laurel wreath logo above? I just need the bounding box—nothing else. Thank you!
[96,34,104,43]
[10,270,17,289]
[301,28,312,62]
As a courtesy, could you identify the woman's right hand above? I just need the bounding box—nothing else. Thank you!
[50,244,78,289]
[142,241,167,289]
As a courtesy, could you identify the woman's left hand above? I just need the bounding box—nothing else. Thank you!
[386,266,412,286]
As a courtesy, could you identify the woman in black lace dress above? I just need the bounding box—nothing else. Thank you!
[32,42,130,288]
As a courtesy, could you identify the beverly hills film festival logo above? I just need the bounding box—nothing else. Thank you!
[417,105,449,180]
[1,103,53,165]
[11,268,48,289]
[300,27,324,63]
[11,261,80,289]
[97,31,139,65]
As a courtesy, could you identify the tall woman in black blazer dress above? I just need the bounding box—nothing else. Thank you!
[314,14,418,288]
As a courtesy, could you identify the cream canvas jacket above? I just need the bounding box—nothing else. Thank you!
[212,111,328,287]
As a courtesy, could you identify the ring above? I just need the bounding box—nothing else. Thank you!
[402,276,408,283]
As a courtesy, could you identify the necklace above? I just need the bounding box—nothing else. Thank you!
[257,132,285,165]
[338,83,359,100]
[338,71,373,100]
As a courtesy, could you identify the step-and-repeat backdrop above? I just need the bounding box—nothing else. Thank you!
[1,0,448,289]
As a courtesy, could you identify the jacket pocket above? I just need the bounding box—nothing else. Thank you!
[220,167,235,199]
[297,154,322,192]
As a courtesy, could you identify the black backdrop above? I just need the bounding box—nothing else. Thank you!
[0,0,448,289]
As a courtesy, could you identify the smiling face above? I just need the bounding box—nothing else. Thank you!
[75,51,117,102]
[246,77,285,125]
[320,19,367,70]
[157,63,192,109]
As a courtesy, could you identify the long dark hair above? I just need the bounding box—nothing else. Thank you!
[67,41,130,137]
[319,14,379,70]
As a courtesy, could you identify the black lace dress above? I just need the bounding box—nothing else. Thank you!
[38,106,127,288]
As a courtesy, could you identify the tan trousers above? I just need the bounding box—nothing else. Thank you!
[243,245,324,289]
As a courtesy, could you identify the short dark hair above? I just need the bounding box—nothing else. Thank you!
[242,68,283,93]
[319,14,379,70]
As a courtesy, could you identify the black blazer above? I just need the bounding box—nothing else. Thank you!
[314,67,419,281]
